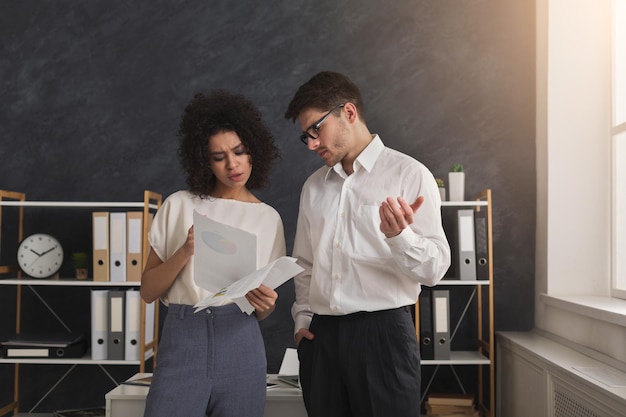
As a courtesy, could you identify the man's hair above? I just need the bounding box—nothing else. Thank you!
[284,71,365,122]
[178,90,280,196]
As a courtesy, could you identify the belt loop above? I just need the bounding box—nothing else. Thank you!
[178,304,186,319]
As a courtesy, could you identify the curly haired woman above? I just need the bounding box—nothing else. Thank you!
[140,90,284,417]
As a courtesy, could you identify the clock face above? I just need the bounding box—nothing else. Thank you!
[17,233,64,278]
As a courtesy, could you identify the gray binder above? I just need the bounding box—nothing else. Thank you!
[432,289,451,360]
[107,290,126,360]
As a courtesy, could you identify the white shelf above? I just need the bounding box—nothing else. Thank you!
[0,278,140,286]
[0,201,159,209]
[436,279,490,286]
[14,413,53,417]
[422,350,491,365]
[0,351,155,365]
[0,357,141,365]
[417,189,494,415]
[0,190,163,417]
[441,201,488,207]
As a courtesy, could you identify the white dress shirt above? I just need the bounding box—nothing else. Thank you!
[292,135,451,332]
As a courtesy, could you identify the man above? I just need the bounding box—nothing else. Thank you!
[284,71,451,417]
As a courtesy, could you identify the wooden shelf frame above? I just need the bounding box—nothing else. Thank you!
[415,188,494,417]
[0,189,162,417]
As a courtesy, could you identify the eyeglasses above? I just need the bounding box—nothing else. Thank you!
[299,103,345,145]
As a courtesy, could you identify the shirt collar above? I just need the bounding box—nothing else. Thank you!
[356,134,384,172]
[323,134,384,182]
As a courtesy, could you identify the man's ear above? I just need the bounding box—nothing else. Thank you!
[343,102,358,123]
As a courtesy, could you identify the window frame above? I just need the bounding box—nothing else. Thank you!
[612,0,626,298]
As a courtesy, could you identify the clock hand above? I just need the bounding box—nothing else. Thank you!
[27,257,42,268]
[26,246,59,269]
[39,245,58,256]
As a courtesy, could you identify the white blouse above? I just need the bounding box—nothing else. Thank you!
[148,190,286,306]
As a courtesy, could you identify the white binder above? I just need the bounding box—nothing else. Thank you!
[144,298,156,359]
[90,289,109,360]
[109,212,127,282]
[124,289,141,361]
[126,212,143,282]
[456,209,477,280]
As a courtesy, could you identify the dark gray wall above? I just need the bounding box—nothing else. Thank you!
[0,0,535,412]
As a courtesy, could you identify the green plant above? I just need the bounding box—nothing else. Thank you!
[435,178,445,188]
[450,163,464,172]
[71,252,89,269]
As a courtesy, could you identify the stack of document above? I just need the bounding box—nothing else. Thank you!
[192,211,303,314]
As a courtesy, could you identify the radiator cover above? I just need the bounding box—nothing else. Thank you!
[497,331,626,417]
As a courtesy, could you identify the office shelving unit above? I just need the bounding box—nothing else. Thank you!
[0,189,162,417]
[416,189,494,416]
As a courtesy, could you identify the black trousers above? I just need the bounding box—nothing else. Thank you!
[297,306,421,417]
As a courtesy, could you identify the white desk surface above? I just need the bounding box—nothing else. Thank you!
[105,373,303,398]
[105,373,306,417]
[105,373,151,400]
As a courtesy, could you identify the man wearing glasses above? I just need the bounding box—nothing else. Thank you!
[284,71,451,417]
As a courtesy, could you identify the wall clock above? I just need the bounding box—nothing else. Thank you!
[17,233,64,278]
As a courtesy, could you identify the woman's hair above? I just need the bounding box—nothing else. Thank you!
[178,90,280,196]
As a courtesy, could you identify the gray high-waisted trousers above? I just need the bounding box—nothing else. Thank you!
[143,303,267,417]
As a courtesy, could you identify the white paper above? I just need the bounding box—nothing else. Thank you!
[194,256,303,314]
[278,348,300,376]
[193,210,257,293]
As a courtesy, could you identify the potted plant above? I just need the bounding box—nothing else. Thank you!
[71,252,89,280]
[435,178,446,202]
[448,164,465,201]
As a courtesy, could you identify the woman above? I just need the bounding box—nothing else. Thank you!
[140,90,284,417]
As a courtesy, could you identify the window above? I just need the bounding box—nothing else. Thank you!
[535,0,625,368]
[612,0,626,298]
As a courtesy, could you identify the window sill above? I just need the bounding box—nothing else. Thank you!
[540,294,626,328]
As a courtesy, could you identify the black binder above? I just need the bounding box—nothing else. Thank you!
[418,289,434,360]
[0,332,87,359]
[474,208,490,280]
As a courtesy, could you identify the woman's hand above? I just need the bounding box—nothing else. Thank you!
[246,284,278,320]
[181,225,194,257]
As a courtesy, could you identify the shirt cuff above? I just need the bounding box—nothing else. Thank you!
[384,226,415,253]
[291,303,313,336]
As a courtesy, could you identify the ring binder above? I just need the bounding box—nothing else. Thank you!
[432,289,451,360]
